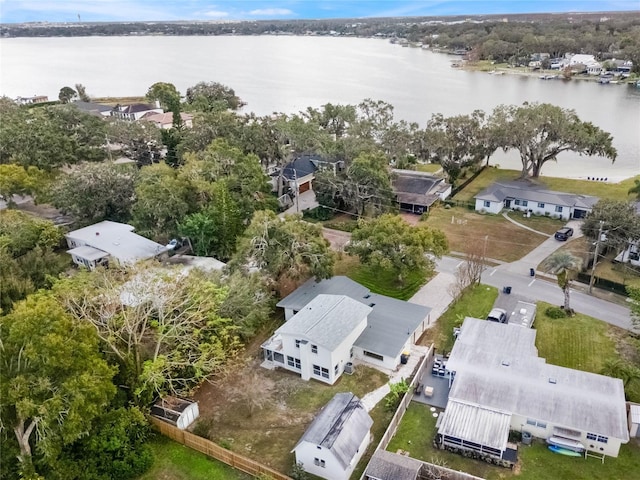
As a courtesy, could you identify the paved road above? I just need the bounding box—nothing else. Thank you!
[435,256,635,332]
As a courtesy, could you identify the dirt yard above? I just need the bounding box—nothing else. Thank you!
[192,352,388,474]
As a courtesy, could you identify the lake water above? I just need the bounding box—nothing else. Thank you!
[1,35,638,180]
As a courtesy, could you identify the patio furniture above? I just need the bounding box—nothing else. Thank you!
[424,386,434,397]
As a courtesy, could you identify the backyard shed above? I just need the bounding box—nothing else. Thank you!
[151,396,199,430]
[630,403,640,438]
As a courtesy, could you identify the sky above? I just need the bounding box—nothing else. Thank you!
[0,0,638,24]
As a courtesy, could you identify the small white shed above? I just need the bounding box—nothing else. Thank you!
[151,396,200,430]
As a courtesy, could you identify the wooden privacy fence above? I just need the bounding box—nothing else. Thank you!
[150,416,292,480]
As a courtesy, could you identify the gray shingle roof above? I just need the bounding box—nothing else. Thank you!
[296,392,372,470]
[277,277,430,360]
[392,169,449,207]
[364,449,422,480]
[447,318,629,441]
[276,295,371,350]
[475,181,598,209]
[282,155,320,180]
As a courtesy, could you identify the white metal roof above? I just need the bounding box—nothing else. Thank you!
[446,318,629,441]
[67,245,110,261]
[631,404,640,424]
[438,400,511,451]
[66,221,166,264]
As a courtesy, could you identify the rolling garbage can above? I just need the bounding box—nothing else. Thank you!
[529,268,535,277]
[503,286,512,294]
[522,431,532,445]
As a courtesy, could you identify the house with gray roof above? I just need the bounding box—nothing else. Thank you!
[437,318,629,460]
[279,154,344,195]
[474,181,598,220]
[364,450,422,480]
[392,169,451,214]
[262,276,431,380]
[65,220,168,269]
[293,392,372,480]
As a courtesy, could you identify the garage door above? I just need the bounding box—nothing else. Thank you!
[298,181,310,193]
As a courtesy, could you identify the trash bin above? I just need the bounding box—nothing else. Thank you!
[522,431,532,445]
[529,268,535,277]
[503,286,512,294]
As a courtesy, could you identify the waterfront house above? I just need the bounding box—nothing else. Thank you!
[111,103,163,121]
[141,111,194,129]
[278,154,344,194]
[71,101,113,117]
[392,169,452,214]
[294,392,372,480]
[15,95,48,105]
[437,318,629,460]
[474,181,598,220]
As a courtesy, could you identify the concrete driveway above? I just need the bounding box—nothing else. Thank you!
[498,218,584,275]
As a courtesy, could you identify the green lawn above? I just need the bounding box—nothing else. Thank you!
[535,302,640,403]
[139,435,251,480]
[419,284,499,353]
[334,253,428,300]
[415,163,444,174]
[453,167,639,203]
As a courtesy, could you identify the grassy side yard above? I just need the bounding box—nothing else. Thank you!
[423,206,556,262]
[416,163,444,174]
[535,302,640,403]
[453,167,640,203]
[139,435,252,480]
[333,253,428,300]
[418,284,499,353]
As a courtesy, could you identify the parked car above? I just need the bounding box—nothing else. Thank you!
[554,227,574,241]
[487,308,508,323]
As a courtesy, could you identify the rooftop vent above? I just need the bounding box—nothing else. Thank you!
[369,303,376,307]
[501,360,510,367]
[549,378,557,384]
[363,294,371,299]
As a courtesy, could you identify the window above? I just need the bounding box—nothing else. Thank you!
[334,364,339,375]
[555,206,563,213]
[587,433,608,444]
[515,199,521,206]
[314,458,326,468]
[273,352,284,363]
[538,202,545,208]
[313,364,321,376]
[522,200,528,207]
[363,350,384,361]
[311,345,318,354]
[295,339,300,348]
[321,367,329,379]
[526,419,547,428]
[484,200,491,208]
[287,356,301,369]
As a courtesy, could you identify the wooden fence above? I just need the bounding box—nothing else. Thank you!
[150,416,292,480]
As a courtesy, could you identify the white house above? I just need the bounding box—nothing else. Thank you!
[475,181,598,220]
[65,220,168,269]
[569,54,597,66]
[293,392,372,480]
[111,103,163,121]
[262,277,431,378]
[437,318,630,460]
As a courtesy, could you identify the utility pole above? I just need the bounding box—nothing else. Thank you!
[589,221,604,294]
[294,169,300,213]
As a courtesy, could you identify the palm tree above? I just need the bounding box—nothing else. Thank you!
[542,251,582,313]
[601,358,640,399]
[628,179,640,200]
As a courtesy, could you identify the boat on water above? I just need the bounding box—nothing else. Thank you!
[548,445,583,457]
[539,74,558,80]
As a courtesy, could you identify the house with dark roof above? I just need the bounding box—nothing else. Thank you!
[436,318,629,460]
[293,392,372,480]
[280,154,344,194]
[364,450,423,480]
[392,169,452,214]
[111,103,163,121]
[262,277,431,379]
[71,101,113,117]
[475,181,598,220]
